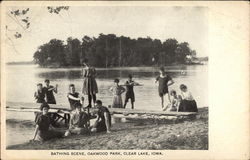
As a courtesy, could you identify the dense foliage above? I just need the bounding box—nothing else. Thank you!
[33,34,197,67]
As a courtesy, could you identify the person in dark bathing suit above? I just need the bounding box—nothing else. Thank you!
[34,83,45,103]
[67,84,84,110]
[44,79,58,104]
[123,74,140,109]
[155,67,174,110]
[32,103,64,141]
[90,100,111,133]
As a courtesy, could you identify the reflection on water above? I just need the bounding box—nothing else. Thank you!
[6,64,208,146]
[6,65,208,110]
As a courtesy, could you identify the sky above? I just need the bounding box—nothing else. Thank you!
[5,6,208,62]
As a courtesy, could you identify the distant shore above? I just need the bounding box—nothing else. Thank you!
[6,62,207,68]
[7,107,208,150]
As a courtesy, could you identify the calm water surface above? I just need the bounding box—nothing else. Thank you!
[6,64,208,110]
[6,64,208,146]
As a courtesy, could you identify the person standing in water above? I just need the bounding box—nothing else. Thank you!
[110,78,126,108]
[44,79,58,104]
[123,74,140,109]
[34,83,46,103]
[82,58,98,108]
[155,67,174,110]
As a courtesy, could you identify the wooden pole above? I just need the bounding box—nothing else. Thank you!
[119,37,122,67]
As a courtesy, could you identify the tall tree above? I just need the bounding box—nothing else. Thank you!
[65,37,81,66]
[175,42,191,63]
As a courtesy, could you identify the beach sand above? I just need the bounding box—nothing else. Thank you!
[7,108,208,150]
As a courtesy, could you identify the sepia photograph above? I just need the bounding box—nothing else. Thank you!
[1,1,249,160]
[4,4,208,150]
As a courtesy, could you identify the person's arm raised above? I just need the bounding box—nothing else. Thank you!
[93,68,97,78]
[155,76,159,83]
[109,86,113,92]
[54,84,58,93]
[133,81,140,86]
[48,85,58,93]
[34,92,38,99]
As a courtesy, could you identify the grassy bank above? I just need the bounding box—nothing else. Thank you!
[7,108,208,150]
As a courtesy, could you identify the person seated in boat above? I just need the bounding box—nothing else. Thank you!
[123,74,140,109]
[44,79,58,104]
[109,79,126,108]
[90,100,111,133]
[178,84,198,112]
[67,84,84,110]
[64,102,90,137]
[34,83,46,103]
[163,90,179,112]
[32,103,64,142]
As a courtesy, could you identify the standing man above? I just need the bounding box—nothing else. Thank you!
[91,100,111,133]
[123,74,140,109]
[44,79,58,104]
[82,58,98,108]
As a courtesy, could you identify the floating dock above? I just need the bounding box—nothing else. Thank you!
[6,101,197,117]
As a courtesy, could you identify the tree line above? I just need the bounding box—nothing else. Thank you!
[33,34,197,67]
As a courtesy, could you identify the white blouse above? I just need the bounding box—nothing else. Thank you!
[181,91,194,100]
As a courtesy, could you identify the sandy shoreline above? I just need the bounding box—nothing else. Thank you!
[7,108,208,150]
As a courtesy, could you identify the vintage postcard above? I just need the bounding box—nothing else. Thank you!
[1,1,249,160]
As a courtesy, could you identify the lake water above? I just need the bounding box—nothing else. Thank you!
[5,64,208,146]
[6,64,208,109]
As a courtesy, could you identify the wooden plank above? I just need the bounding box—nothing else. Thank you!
[6,101,197,116]
[112,114,177,120]
[6,101,72,111]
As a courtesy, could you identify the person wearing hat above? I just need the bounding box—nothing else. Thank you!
[64,102,90,137]
[90,100,111,134]
[32,103,64,141]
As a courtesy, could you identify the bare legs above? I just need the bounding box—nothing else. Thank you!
[161,93,171,111]
[88,94,96,107]
[124,101,134,109]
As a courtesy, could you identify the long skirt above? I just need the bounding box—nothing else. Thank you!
[82,78,98,95]
[178,100,198,112]
[112,95,123,108]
